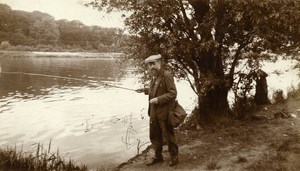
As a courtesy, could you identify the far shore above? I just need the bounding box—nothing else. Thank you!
[0,50,123,58]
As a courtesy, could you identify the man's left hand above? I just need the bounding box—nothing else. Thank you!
[149,98,158,105]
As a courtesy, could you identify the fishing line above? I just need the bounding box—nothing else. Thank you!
[1,71,136,91]
[2,71,87,81]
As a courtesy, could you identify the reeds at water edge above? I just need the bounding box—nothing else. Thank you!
[0,139,88,171]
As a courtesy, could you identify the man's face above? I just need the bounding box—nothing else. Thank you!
[147,60,161,76]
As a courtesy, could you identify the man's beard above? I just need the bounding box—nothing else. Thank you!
[151,69,159,77]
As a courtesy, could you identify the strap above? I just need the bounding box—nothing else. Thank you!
[150,74,163,98]
[169,98,177,112]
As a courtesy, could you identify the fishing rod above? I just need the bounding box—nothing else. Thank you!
[103,83,136,91]
[0,71,136,91]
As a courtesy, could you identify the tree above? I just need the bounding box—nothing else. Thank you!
[0,4,12,32]
[0,3,124,51]
[29,11,60,45]
[87,0,300,125]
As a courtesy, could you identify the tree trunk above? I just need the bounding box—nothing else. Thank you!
[188,0,231,125]
[194,51,231,125]
[197,84,229,124]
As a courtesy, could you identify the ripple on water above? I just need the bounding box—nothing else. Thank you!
[0,107,11,113]
[69,96,84,101]
[0,133,26,146]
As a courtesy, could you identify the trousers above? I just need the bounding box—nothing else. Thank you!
[149,117,178,158]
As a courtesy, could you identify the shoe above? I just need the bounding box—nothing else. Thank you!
[146,157,163,166]
[169,156,178,167]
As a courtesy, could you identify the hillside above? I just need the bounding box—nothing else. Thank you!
[0,3,124,52]
[115,97,300,171]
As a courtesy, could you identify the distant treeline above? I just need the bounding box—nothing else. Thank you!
[0,4,126,52]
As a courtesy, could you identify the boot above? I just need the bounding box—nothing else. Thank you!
[169,156,178,167]
[146,156,163,166]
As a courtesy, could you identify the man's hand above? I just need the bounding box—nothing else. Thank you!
[135,88,144,93]
[149,97,158,105]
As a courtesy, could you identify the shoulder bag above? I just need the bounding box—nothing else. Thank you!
[168,99,187,127]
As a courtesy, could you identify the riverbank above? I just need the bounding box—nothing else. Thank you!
[115,97,300,171]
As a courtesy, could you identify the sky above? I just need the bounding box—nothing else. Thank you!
[0,0,125,28]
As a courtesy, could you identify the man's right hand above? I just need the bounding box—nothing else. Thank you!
[135,88,144,93]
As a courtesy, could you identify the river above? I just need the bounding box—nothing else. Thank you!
[0,52,153,169]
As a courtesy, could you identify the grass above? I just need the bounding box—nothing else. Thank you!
[246,153,286,171]
[206,155,220,170]
[0,140,88,171]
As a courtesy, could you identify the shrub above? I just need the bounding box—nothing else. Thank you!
[287,84,300,100]
[231,96,257,120]
[272,89,286,104]
[9,45,34,51]
[0,41,11,50]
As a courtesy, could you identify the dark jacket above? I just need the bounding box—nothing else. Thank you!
[147,68,177,120]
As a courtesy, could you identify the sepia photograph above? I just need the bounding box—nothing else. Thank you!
[0,0,299,171]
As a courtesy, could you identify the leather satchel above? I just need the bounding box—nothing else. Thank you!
[168,100,187,127]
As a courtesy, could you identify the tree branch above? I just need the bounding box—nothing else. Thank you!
[178,0,197,41]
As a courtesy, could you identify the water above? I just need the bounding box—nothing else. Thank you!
[0,53,152,168]
[0,52,298,169]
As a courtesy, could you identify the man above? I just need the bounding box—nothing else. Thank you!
[136,54,179,167]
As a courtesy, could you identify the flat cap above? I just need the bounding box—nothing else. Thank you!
[144,54,162,63]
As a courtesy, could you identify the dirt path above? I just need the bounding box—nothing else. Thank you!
[115,99,300,171]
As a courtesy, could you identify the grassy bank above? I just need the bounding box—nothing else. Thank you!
[0,141,87,171]
[116,86,300,171]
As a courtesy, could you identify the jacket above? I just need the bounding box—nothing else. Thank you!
[147,68,177,120]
